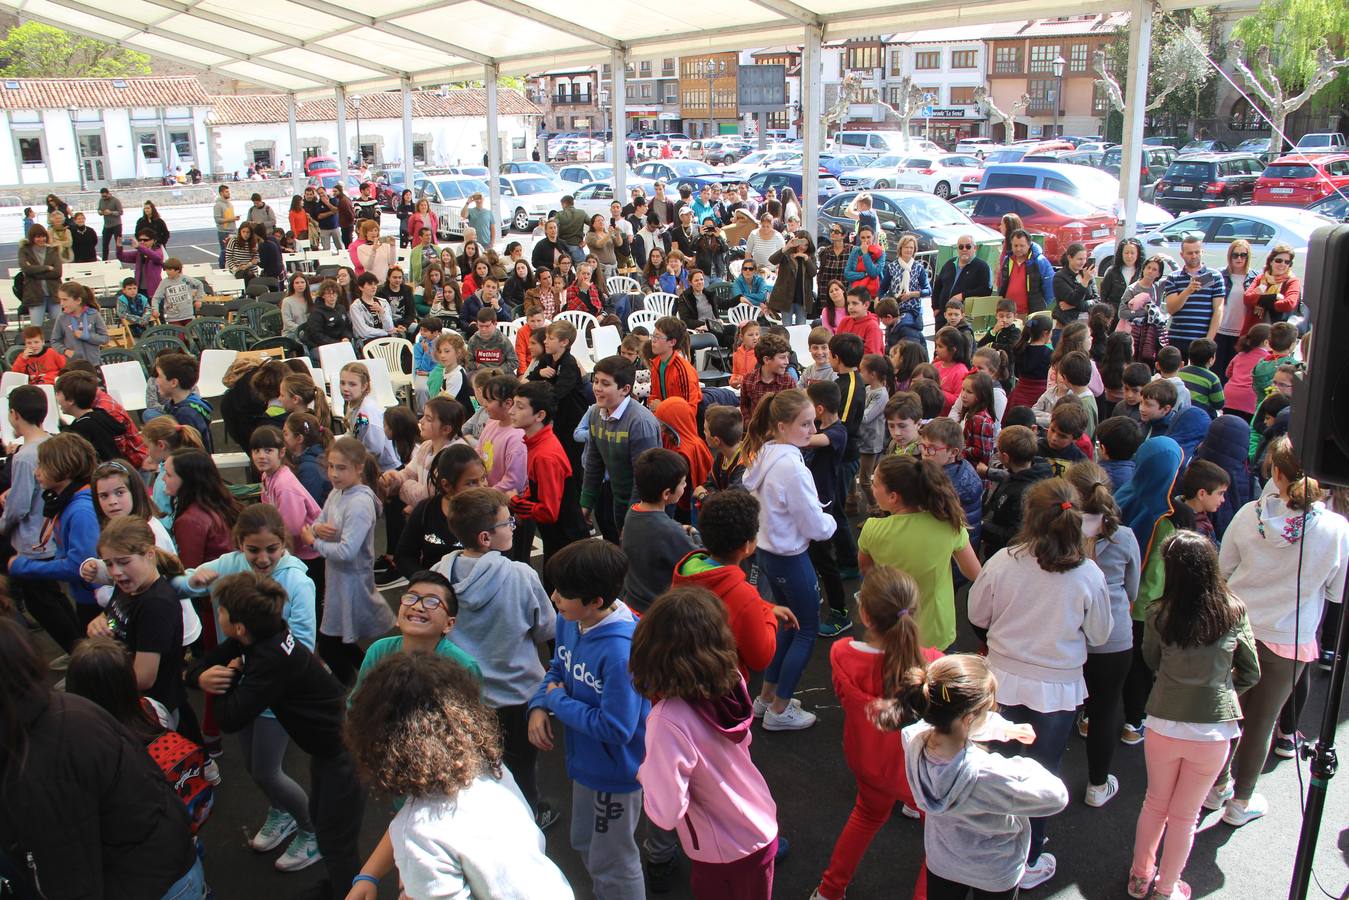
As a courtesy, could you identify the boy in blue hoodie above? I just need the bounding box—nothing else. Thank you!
[11,432,102,631]
[412,316,441,410]
[433,487,557,829]
[149,352,214,452]
[529,539,648,899]
[1094,416,1143,490]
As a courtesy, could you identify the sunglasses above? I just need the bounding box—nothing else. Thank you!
[1231,252,1249,259]
[957,243,974,250]
[399,592,447,611]
[1272,257,1292,265]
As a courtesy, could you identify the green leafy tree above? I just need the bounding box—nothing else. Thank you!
[1095,12,1221,138]
[0,22,151,78]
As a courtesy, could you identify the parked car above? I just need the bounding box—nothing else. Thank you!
[955,137,1002,158]
[701,139,750,165]
[1252,154,1349,206]
[1090,206,1333,281]
[882,154,985,198]
[746,170,843,205]
[1102,145,1177,188]
[838,153,910,188]
[819,153,872,176]
[304,155,339,176]
[570,177,660,217]
[1061,150,1105,167]
[1294,132,1347,153]
[414,174,492,241]
[307,173,362,194]
[376,169,426,209]
[1306,191,1349,222]
[1179,139,1232,154]
[635,159,733,191]
[835,130,942,156]
[556,163,617,185]
[1075,142,1117,155]
[501,161,556,178]
[1144,135,1185,147]
[1154,153,1266,212]
[951,189,1118,260]
[815,189,1001,257]
[498,174,567,232]
[976,162,1174,232]
[717,148,799,178]
[445,165,491,178]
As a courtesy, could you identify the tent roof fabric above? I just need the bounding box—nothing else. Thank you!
[0,0,1248,99]
[0,75,212,110]
[206,88,543,124]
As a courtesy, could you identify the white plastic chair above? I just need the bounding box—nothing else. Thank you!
[330,356,398,412]
[554,309,598,336]
[607,275,640,296]
[627,309,660,333]
[100,360,147,413]
[728,259,744,279]
[786,324,812,366]
[0,372,27,395]
[590,324,621,362]
[724,303,758,327]
[498,319,521,343]
[318,341,358,378]
[644,292,677,316]
[0,378,59,444]
[197,348,237,399]
[361,337,415,391]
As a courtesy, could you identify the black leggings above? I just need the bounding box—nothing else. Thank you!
[1123,620,1153,729]
[808,538,847,618]
[316,633,365,686]
[1083,648,1133,784]
[926,867,1019,899]
[11,577,79,654]
[495,703,539,813]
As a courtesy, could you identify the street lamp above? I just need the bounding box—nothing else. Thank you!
[1051,55,1066,139]
[68,106,86,191]
[350,94,363,167]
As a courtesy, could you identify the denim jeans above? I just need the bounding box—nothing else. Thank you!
[759,548,822,701]
[216,230,231,268]
[160,857,206,900]
[785,304,807,326]
[28,298,61,329]
[995,703,1076,864]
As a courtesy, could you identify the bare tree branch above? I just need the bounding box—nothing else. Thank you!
[1285,43,1349,111]
[1093,49,1126,111]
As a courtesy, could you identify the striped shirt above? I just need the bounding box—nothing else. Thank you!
[1162,266,1223,343]
[1178,364,1225,417]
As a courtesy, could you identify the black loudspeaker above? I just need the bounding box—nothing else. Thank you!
[1290,223,1349,487]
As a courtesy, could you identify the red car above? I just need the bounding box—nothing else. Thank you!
[1252,153,1349,206]
[950,188,1118,261]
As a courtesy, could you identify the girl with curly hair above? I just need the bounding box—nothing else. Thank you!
[345,652,573,900]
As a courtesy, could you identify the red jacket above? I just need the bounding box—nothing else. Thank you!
[1241,273,1301,336]
[831,639,942,794]
[11,347,66,385]
[670,550,777,679]
[511,425,571,525]
[835,312,884,357]
[650,351,702,410]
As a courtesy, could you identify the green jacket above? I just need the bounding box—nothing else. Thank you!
[1133,517,1175,621]
[555,206,588,247]
[1143,606,1260,724]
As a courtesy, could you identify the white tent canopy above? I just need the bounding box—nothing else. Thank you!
[1,0,1259,235]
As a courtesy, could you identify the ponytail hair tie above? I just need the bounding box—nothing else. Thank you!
[1060,500,1073,511]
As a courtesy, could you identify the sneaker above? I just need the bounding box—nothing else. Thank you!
[762,703,817,731]
[901,803,921,819]
[535,801,560,832]
[274,831,321,872]
[1084,775,1119,808]
[250,808,297,852]
[1156,880,1193,900]
[202,759,222,786]
[1020,852,1057,889]
[1075,712,1089,739]
[1127,872,1155,898]
[1273,731,1302,759]
[1120,724,1145,746]
[373,559,408,590]
[818,614,853,638]
[1202,779,1233,811]
[1221,794,1268,827]
[752,696,800,719]
[1318,649,1335,671]
[645,856,679,894]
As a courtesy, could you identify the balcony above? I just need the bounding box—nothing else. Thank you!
[553,93,594,105]
[1026,98,1058,114]
[992,60,1023,74]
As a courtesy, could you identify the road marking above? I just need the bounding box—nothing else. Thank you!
[190,245,216,255]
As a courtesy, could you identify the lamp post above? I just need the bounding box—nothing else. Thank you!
[1051,55,1066,139]
[68,106,86,191]
[706,58,716,140]
[350,94,363,167]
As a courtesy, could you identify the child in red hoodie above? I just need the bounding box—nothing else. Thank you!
[835,287,884,357]
[669,489,794,678]
[506,380,588,575]
[814,565,941,900]
[11,325,67,385]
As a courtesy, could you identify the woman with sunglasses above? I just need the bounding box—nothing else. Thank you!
[1240,243,1302,337]
[1213,240,1255,377]
[816,224,851,305]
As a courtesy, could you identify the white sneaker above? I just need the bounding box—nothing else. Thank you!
[1202,779,1233,811]
[1221,793,1268,827]
[250,808,297,852]
[202,759,222,786]
[1084,775,1119,808]
[762,703,817,731]
[274,830,322,872]
[1020,852,1057,889]
[753,696,800,719]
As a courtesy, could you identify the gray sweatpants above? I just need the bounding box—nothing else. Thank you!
[238,715,314,832]
[571,783,646,900]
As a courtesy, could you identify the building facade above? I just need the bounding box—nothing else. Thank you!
[680,52,740,138]
[0,76,213,188]
[532,68,603,134]
[601,57,681,134]
[885,29,989,145]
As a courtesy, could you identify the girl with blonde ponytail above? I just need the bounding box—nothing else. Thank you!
[814,566,941,900]
[968,477,1114,888]
[1208,435,1349,827]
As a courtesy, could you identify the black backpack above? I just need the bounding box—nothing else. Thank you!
[11,271,23,305]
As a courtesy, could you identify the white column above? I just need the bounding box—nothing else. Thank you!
[801,24,824,237]
[335,87,349,185]
[401,78,416,197]
[287,94,302,195]
[485,65,502,246]
[611,49,627,204]
[1118,0,1153,238]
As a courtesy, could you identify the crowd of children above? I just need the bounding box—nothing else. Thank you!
[0,225,1343,900]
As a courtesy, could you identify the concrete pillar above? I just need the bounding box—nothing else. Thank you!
[335,87,349,185]
[288,94,302,195]
[402,78,416,202]
[485,65,502,246]
[801,24,824,236]
[611,49,627,205]
[1118,0,1153,238]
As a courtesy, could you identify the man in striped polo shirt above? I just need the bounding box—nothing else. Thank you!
[1162,234,1224,361]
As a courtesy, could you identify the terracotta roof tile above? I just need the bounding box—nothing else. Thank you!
[0,76,212,110]
[207,88,543,125]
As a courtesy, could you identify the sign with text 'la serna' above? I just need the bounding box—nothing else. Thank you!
[738,65,786,114]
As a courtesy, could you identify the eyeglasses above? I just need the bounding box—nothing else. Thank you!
[1272,257,1292,265]
[399,592,447,611]
[1231,252,1249,259]
[488,516,517,532]
[957,243,974,250]
[919,443,950,456]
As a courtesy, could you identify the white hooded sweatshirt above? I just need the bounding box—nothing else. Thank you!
[741,442,836,556]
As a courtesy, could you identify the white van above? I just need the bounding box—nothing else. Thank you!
[836,130,941,156]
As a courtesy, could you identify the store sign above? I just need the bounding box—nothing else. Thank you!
[930,107,975,119]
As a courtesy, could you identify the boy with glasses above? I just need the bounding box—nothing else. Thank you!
[354,570,482,692]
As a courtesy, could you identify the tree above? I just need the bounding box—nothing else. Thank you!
[1232,0,1349,111]
[1094,25,1212,116]
[973,85,1029,141]
[0,22,150,78]
[1230,40,1349,152]
[1095,11,1222,138]
[876,76,926,138]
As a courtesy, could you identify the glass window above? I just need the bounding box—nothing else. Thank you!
[1029,44,1061,74]
[914,51,941,70]
[1211,217,1276,244]
[951,50,977,69]
[1043,176,1078,195]
[169,130,193,163]
[1157,217,1215,241]
[136,130,160,162]
[846,45,881,71]
[984,173,1039,189]
[889,50,903,76]
[994,46,1021,73]
[17,135,43,165]
[1070,44,1088,72]
[1092,82,1109,114]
